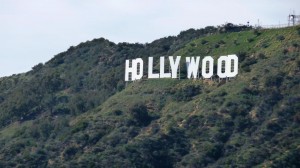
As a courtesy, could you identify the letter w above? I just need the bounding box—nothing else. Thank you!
[186,56,200,79]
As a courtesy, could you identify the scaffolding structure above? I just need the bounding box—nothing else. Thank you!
[288,13,300,26]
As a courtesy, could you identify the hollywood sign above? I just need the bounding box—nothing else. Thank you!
[125,55,238,81]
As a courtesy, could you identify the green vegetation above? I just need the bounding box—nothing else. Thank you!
[0,24,299,167]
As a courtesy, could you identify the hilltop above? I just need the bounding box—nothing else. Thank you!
[0,24,299,167]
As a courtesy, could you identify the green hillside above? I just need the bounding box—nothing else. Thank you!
[0,24,299,167]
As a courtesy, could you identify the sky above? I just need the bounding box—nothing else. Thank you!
[0,0,299,77]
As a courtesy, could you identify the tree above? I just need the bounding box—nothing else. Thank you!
[129,103,151,126]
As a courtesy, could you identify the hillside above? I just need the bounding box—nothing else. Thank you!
[0,24,299,167]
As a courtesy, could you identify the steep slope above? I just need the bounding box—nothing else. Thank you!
[0,24,241,127]
[0,25,299,167]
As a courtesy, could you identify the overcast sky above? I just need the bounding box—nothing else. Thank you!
[0,0,299,77]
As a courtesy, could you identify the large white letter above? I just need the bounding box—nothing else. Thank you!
[125,59,136,81]
[227,54,238,77]
[160,56,171,78]
[148,57,159,78]
[169,56,181,78]
[186,56,200,79]
[217,55,239,78]
[202,56,214,78]
[134,58,144,80]
[217,56,228,78]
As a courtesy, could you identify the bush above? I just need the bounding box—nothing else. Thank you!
[253,29,261,36]
[263,90,283,106]
[258,53,266,59]
[201,39,208,44]
[271,148,300,167]
[283,48,288,55]
[31,63,43,72]
[265,74,284,87]
[292,42,299,48]
[173,85,201,101]
[39,121,54,138]
[237,52,247,62]
[261,42,269,48]
[117,81,125,91]
[129,103,151,126]
[113,109,123,116]
[266,120,282,132]
[235,116,252,131]
[63,146,78,159]
[53,105,70,115]
[72,121,88,133]
[241,57,257,72]
[206,143,223,160]
[234,39,239,45]
[276,35,285,41]
[218,40,226,44]
[247,38,254,43]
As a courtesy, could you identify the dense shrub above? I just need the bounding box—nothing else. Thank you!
[172,85,201,101]
[129,103,151,126]
[276,35,285,41]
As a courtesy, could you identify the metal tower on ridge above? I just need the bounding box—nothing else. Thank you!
[288,12,300,26]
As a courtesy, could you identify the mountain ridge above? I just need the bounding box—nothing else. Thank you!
[0,24,299,167]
